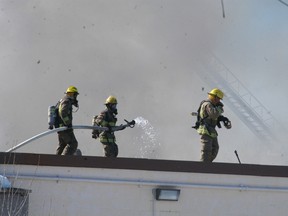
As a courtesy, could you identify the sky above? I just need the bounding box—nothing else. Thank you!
[1,0,288,165]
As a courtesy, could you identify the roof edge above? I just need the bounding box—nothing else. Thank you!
[1,152,288,178]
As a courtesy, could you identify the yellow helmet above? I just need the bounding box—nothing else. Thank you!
[66,86,79,94]
[208,88,224,99]
[105,96,117,104]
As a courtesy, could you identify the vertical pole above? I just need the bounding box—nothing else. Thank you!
[234,150,241,164]
[221,0,226,18]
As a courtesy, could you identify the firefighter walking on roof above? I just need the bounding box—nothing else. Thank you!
[193,88,232,162]
[56,86,79,155]
[92,96,126,158]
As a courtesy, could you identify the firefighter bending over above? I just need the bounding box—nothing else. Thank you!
[194,88,231,162]
[56,86,79,155]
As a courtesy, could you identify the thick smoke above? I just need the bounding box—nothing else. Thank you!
[1,0,288,165]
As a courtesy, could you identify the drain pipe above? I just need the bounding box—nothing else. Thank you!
[5,125,108,153]
[6,172,288,193]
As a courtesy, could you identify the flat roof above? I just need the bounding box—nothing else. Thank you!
[1,152,288,178]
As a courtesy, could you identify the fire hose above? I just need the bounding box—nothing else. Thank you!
[6,120,136,153]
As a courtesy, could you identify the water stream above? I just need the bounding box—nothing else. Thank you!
[133,117,161,159]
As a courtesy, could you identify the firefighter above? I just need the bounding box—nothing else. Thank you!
[196,88,231,162]
[56,86,79,155]
[92,96,125,157]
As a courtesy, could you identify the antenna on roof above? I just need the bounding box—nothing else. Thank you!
[234,150,241,164]
[221,0,226,18]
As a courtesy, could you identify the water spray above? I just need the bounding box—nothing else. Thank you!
[133,117,161,159]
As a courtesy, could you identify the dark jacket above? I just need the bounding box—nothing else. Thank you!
[197,99,224,137]
[58,95,74,127]
[95,108,117,144]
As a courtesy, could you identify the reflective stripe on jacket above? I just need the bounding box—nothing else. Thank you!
[58,96,73,127]
[196,100,223,138]
[95,109,117,144]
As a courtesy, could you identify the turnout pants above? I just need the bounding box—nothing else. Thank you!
[200,134,219,162]
[56,130,78,155]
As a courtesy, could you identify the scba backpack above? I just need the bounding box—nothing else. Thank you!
[48,101,60,129]
[91,115,100,139]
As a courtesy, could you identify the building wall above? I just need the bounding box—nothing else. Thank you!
[2,163,288,216]
[0,188,30,216]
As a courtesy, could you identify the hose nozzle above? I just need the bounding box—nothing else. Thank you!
[124,119,136,128]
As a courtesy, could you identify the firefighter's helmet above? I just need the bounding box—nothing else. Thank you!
[105,96,117,104]
[208,88,224,100]
[66,86,79,95]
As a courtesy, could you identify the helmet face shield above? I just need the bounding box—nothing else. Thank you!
[106,102,118,115]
